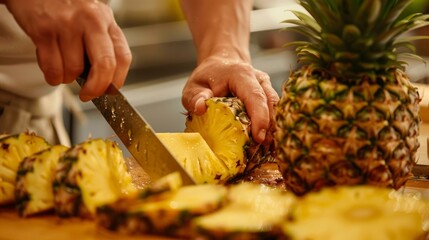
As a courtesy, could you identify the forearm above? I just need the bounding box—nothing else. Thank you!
[180,0,253,64]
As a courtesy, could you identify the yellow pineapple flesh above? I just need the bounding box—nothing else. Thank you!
[184,97,250,181]
[157,132,231,184]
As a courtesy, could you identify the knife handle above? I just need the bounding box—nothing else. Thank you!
[76,54,91,87]
[76,54,118,95]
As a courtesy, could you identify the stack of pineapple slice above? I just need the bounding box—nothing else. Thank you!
[96,174,429,240]
[97,177,295,239]
[0,132,137,218]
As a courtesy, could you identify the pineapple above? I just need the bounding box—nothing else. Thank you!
[275,0,428,195]
[0,132,50,205]
[185,97,275,184]
[15,145,69,217]
[97,183,228,237]
[191,183,295,240]
[282,186,429,240]
[53,138,136,218]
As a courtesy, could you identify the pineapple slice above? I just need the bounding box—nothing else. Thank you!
[0,132,50,205]
[15,145,69,217]
[157,132,230,184]
[53,138,136,218]
[184,97,251,183]
[191,183,295,240]
[97,183,228,237]
[282,186,429,240]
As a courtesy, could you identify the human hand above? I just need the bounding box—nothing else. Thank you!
[182,55,279,145]
[4,0,131,101]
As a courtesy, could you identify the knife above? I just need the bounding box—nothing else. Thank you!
[76,60,195,186]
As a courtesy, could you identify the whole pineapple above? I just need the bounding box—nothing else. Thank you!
[275,0,428,195]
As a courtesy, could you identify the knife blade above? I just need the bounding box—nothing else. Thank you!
[76,63,195,186]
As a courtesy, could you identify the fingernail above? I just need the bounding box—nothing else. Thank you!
[194,98,205,113]
[258,129,267,141]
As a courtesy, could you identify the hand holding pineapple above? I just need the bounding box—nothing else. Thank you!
[180,0,279,144]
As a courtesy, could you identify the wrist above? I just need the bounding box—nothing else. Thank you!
[198,45,251,65]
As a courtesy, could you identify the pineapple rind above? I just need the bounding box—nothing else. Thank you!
[0,132,50,205]
[15,145,68,217]
[282,186,429,240]
[53,139,136,217]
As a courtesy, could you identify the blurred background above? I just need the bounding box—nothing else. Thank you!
[69,0,429,148]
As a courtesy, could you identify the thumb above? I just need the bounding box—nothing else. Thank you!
[182,89,213,115]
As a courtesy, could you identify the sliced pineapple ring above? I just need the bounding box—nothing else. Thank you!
[97,184,228,237]
[191,183,295,239]
[15,145,69,217]
[53,138,136,218]
[185,97,250,182]
[157,132,230,184]
[0,132,50,205]
[282,186,429,240]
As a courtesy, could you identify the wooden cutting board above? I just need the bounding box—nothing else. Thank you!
[0,207,177,240]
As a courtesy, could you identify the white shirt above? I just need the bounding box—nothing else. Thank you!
[0,6,60,98]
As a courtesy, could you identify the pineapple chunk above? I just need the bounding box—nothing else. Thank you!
[97,183,228,237]
[191,183,295,239]
[53,138,136,218]
[15,145,69,217]
[0,132,50,205]
[282,186,429,240]
[185,97,250,182]
[157,132,230,184]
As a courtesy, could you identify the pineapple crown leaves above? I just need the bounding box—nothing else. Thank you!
[284,0,429,80]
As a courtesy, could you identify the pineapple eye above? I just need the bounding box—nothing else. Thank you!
[314,105,343,120]
[337,125,367,140]
[377,126,401,141]
[393,105,412,121]
[356,106,384,122]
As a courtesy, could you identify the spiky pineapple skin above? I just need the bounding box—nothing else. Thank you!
[15,144,68,217]
[0,132,50,205]
[53,139,136,218]
[275,67,420,195]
